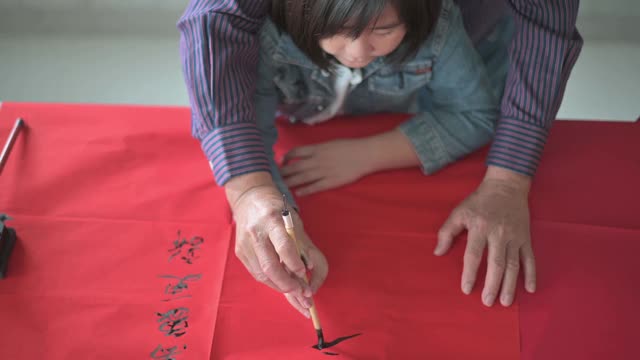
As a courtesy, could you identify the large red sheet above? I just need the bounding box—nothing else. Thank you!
[520,120,640,360]
[0,102,638,359]
[0,103,232,359]
[211,116,519,359]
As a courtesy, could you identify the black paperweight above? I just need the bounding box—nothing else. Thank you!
[0,214,16,279]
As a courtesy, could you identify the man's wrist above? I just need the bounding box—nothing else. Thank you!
[224,171,275,209]
[483,165,532,193]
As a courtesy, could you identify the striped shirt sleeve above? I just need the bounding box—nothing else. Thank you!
[487,0,583,176]
[178,0,271,185]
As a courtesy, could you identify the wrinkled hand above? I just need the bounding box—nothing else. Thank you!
[434,167,536,307]
[284,224,329,318]
[230,181,328,315]
[281,139,373,196]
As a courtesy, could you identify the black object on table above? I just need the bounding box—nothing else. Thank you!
[0,214,16,279]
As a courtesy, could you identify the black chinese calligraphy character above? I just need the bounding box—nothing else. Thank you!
[150,344,187,360]
[156,307,190,338]
[311,333,362,356]
[159,274,202,301]
[168,230,204,264]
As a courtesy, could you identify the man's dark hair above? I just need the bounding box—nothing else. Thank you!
[271,0,442,69]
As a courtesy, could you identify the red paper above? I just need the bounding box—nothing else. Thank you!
[211,230,519,359]
[0,218,231,359]
[530,120,640,229]
[210,116,520,359]
[518,119,640,359]
[519,221,640,360]
[0,103,232,359]
[0,103,230,225]
[1,103,639,359]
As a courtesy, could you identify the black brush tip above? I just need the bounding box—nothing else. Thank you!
[316,329,325,349]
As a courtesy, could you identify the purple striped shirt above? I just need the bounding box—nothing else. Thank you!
[178,0,583,184]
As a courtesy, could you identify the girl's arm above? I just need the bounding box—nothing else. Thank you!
[315,1,497,178]
[282,1,498,194]
[396,1,498,175]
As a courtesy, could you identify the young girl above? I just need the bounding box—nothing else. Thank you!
[227,0,511,316]
[255,0,502,207]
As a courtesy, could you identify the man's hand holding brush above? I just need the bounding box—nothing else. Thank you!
[225,172,329,317]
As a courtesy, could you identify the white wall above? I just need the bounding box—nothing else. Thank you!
[558,43,640,121]
[0,0,638,121]
[577,0,640,43]
[0,34,187,106]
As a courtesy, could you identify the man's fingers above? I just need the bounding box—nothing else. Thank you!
[436,209,467,256]
[268,224,307,277]
[285,170,322,188]
[284,293,311,318]
[461,230,486,294]
[236,244,281,292]
[269,223,313,297]
[499,244,520,306]
[482,235,508,307]
[296,231,314,271]
[297,180,333,197]
[252,226,305,294]
[521,240,537,293]
[309,273,326,294]
[308,255,328,294]
[283,146,315,163]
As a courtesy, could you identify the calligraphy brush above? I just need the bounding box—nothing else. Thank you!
[0,118,25,174]
[281,194,326,349]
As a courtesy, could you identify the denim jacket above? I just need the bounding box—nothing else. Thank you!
[255,0,499,204]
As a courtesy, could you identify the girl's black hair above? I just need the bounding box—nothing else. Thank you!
[271,0,442,69]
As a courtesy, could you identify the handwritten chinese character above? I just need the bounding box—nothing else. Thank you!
[168,230,204,264]
[150,344,187,360]
[159,274,202,301]
[156,307,190,337]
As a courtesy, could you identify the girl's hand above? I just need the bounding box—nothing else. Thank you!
[281,139,374,196]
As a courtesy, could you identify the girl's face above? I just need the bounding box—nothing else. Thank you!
[319,4,407,68]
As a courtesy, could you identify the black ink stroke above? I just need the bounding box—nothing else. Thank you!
[150,344,187,360]
[311,333,362,356]
[168,230,204,264]
[156,307,190,338]
[159,274,202,301]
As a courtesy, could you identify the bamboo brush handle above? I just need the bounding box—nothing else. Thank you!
[284,225,322,331]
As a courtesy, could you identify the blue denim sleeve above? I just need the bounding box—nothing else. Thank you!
[254,22,298,208]
[398,3,499,174]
